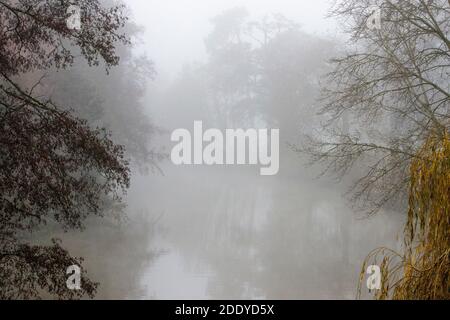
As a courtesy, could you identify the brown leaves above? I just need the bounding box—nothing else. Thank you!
[0,0,129,76]
[0,239,98,299]
[0,76,130,233]
[0,0,132,299]
[360,133,450,299]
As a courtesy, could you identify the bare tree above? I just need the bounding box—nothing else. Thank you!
[0,0,131,298]
[304,0,449,214]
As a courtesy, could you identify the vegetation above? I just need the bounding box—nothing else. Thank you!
[0,0,134,299]
[307,0,449,299]
[307,0,449,215]
[359,133,449,299]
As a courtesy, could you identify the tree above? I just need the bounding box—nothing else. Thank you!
[204,7,257,129]
[303,0,449,299]
[359,132,450,299]
[203,7,335,141]
[305,0,449,215]
[0,0,131,299]
[47,29,161,173]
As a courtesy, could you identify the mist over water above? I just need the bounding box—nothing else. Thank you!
[61,152,402,299]
[130,161,401,299]
[3,0,448,303]
[56,0,404,299]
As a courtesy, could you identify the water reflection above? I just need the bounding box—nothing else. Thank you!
[55,151,402,299]
[126,155,402,299]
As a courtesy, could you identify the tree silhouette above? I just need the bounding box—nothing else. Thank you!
[304,0,449,215]
[0,0,131,299]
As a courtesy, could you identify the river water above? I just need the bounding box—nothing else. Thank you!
[123,155,402,299]
[59,152,402,299]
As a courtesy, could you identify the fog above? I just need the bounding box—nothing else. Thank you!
[127,0,337,79]
[41,0,405,299]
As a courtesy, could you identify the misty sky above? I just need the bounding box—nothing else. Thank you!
[126,0,338,78]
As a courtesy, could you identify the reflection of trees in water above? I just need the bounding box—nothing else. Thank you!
[45,211,162,299]
[134,161,402,299]
[202,183,267,299]
[169,170,402,299]
[255,184,355,299]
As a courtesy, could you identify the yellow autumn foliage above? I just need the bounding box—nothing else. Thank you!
[359,133,450,299]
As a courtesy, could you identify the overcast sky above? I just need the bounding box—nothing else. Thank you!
[125,0,337,78]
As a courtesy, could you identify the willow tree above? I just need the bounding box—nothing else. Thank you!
[303,0,449,299]
[0,0,130,299]
[359,133,449,299]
